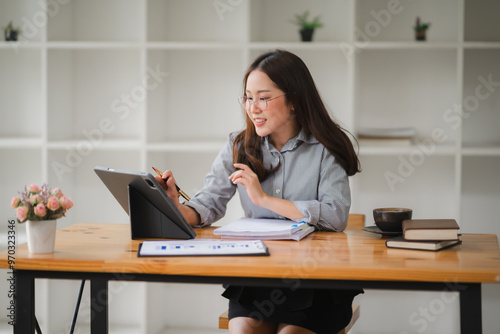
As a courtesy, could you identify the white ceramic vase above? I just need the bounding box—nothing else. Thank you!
[26,219,57,254]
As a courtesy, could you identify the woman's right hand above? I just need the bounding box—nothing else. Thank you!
[155,170,180,205]
[155,170,202,226]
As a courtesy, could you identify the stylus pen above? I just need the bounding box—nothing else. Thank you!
[152,166,191,201]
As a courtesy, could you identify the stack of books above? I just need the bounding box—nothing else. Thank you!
[214,218,315,241]
[385,219,461,251]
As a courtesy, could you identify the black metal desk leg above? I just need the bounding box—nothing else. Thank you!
[90,278,108,334]
[14,271,35,334]
[459,283,482,334]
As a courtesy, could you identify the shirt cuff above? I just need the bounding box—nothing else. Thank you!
[293,200,348,232]
[184,201,214,227]
[293,200,315,224]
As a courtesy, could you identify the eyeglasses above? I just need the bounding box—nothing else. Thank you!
[237,93,287,111]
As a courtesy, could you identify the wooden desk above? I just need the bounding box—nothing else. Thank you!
[2,222,500,333]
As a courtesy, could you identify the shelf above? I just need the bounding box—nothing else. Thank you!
[0,48,43,138]
[0,0,44,42]
[147,0,246,43]
[147,42,244,50]
[464,0,500,43]
[356,49,458,145]
[248,41,345,50]
[47,49,143,141]
[47,0,145,42]
[1,148,43,227]
[2,0,500,331]
[359,144,456,156]
[47,42,143,50]
[461,156,500,236]
[249,0,351,42]
[462,49,500,147]
[0,42,44,49]
[147,141,226,152]
[462,146,500,157]
[0,0,496,249]
[358,41,458,50]
[146,49,244,142]
[355,155,456,220]
[0,137,42,148]
[47,140,143,151]
[355,0,459,43]
[463,42,500,49]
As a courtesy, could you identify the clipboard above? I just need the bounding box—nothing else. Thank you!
[137,239,270,257]
[94,166,196,240]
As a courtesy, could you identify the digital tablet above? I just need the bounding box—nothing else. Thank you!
[94,166,196,240]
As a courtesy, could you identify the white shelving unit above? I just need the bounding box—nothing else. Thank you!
[1,0,499,333]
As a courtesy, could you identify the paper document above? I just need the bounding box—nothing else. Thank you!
[213,218,315,241]
[138,239,269,257]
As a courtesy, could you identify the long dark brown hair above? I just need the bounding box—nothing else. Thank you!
[233,49,360,179]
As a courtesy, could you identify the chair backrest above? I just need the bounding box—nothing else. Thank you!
[347,214,365,230]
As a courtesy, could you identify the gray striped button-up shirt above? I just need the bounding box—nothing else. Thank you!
[185,129,351,231]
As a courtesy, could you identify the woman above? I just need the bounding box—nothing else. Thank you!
[156,49,361,334]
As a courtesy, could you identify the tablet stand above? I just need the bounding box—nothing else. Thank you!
[128,185,192,239]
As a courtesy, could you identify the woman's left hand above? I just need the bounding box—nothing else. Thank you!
[229,163,267,206]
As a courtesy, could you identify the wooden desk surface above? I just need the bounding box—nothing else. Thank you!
[2,222,500,284]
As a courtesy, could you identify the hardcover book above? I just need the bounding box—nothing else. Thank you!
[402,219,459,241]
[386,235,462,251]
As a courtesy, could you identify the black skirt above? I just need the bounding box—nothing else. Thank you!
[222,286,362,334]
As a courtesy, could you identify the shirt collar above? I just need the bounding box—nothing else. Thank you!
[263,128,318,152]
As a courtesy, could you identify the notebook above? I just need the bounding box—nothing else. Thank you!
[213,218,315,241]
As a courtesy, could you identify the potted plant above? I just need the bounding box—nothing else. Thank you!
[291,11,323,42]
[414,17,430,41]
[11,184,74,253]
[3,21,21,41]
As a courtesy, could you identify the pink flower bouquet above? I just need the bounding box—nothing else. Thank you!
[11,184,73,223]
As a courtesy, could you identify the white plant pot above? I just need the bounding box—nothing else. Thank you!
[26,219,57,254]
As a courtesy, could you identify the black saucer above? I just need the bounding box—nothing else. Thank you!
[362,225,402,236]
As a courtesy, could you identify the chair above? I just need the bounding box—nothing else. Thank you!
[218,214,364,333]
[345,213,364,230]
[218,305,360,334]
